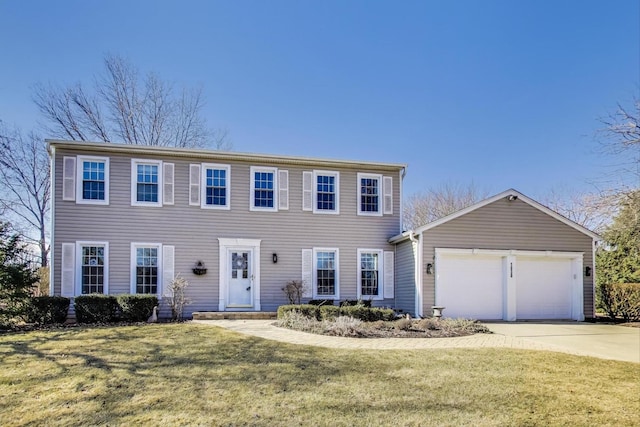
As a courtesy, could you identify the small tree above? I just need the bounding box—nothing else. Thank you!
[282,280,305,305]
[164,274,191,321]
[0,222,38,326]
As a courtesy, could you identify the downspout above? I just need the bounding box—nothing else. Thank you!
[408,231,423,317]
[48,144,55,296]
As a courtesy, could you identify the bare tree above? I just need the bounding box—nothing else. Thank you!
[0,122,50,266]
[33,54,231,149]
[403,182,489,230]
[542,188,620,233]
[597,96,640,186]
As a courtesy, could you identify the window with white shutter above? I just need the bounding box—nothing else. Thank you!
[61,243,75,297]
[189,164,201,206]
[301,249,313,298]
[383,251,395,298]
[62,157,76,201]
[163,163,175,205]
[162,245,175,297]
[278,169,289,210]
[383,176,393,215]
[302,171,313,211]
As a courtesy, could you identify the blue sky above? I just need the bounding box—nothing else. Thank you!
[0,0,637,199]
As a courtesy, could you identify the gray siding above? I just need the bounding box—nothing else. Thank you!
[52,147,402,316]
[420,198,595,317]
[394,239,416,315]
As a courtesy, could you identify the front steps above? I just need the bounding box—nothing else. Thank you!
[192,311,277,320]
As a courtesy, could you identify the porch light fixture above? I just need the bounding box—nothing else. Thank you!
[426,263,433,274]
[585,266,591,277]
[272,253,278,263]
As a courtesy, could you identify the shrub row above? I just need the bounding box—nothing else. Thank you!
[75,294,158,323]
[277,304,395,322]
[24,296,70,324]
[599,283,640,321]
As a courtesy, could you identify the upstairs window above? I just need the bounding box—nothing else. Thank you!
[314,171,339,214]
[202,164,230,209]
[250,166,278,211]
[131,159,162,206]
[76,156,109,205]
[357,173,382,216]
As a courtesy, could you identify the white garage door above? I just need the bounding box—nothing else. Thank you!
[435,250,580,321]
[516,257,573,319]
[436,254,504,320]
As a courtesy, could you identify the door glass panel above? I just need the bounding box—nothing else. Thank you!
[231,252,248,281]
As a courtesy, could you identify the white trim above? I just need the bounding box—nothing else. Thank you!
[312,247,339,299]
[382,176,393,215]
[189,164,201,206]
[357,249,384,300]
[415,233,423,317]
[434,248,584,258]
[249,166,278,212]
[163,162,175,205]
[76,155,110,205]
[313,170,340,214]
[130,242,163,295]
[218,238,262,311]
[131,159,163,207]
[591,240,597,319]
[201,163,231,210]
[356,173,383,216]
[49,146,56,295]
[62,156,76,201]
[75,241,109,295]
[278,169,289,210]
[399,169,404,232]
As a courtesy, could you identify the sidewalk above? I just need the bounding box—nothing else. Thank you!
[192,319,586,356]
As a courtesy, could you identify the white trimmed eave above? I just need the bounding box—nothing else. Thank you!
[46,139,407,172]
[405,188,601,241]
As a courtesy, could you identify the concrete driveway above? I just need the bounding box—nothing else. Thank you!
[485,322,640,363]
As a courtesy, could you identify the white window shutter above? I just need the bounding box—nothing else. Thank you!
[163,163,175,205]
[62,156,76,201]
[302,171,313,211]
[61,243,76,297]
[383,176,393,215]
[162,245,175,296]
[189,164,201,206]
[301,249,313,298]
[383,251,395,298]
[278,169,289,210]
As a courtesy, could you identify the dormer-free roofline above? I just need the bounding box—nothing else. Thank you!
[46,139,408,172]
[389,188,601,243]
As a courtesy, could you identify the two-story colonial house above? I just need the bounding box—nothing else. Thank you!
[48,140,405,317]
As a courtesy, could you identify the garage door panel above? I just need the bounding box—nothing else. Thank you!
[517,257,573,319]
[436,254,503,320]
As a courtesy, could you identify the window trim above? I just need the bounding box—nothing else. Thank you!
[313,170,340,215]
[76,155,110,205]
[357,249,384,300]
[131,159,163,207]
[201,163,231,210]
[312,247,339,299]
[357,173,382,216]
[75,241,109,295]
[250,166,278,212]
[130,242,163,295]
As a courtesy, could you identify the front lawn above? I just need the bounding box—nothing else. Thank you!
[0,324,638,426]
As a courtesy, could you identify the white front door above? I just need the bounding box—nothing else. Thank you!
[228,249,253,307]
[218,238,262,311]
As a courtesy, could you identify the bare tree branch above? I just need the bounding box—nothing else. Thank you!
[0,122,50,266]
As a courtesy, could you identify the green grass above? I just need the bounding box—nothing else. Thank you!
[1,324,638,426]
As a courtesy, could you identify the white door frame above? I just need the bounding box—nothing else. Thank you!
[434,248,584,321]
[218,238,261,311]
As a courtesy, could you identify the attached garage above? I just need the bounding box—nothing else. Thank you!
[391,189,600,321]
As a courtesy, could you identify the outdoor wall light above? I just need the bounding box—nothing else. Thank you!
[272,253,278,263]
[585,266,592,277]
[426,263,433,274]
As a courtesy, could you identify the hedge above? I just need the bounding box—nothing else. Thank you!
[599,283,640,321]
[24,296,70,324]
[277,304,320,320]
[75,294,119,323]
[278,304,396,322]
[117,294,158,322]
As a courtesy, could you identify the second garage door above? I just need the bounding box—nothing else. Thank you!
[435,250,580,321]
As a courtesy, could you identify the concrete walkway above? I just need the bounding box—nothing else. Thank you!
[192,319,640,362]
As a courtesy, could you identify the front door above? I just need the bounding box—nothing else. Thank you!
[227,249,253,307]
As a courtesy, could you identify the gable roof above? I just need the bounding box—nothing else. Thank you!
[390,188,601,243]
[46,139,407,172]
